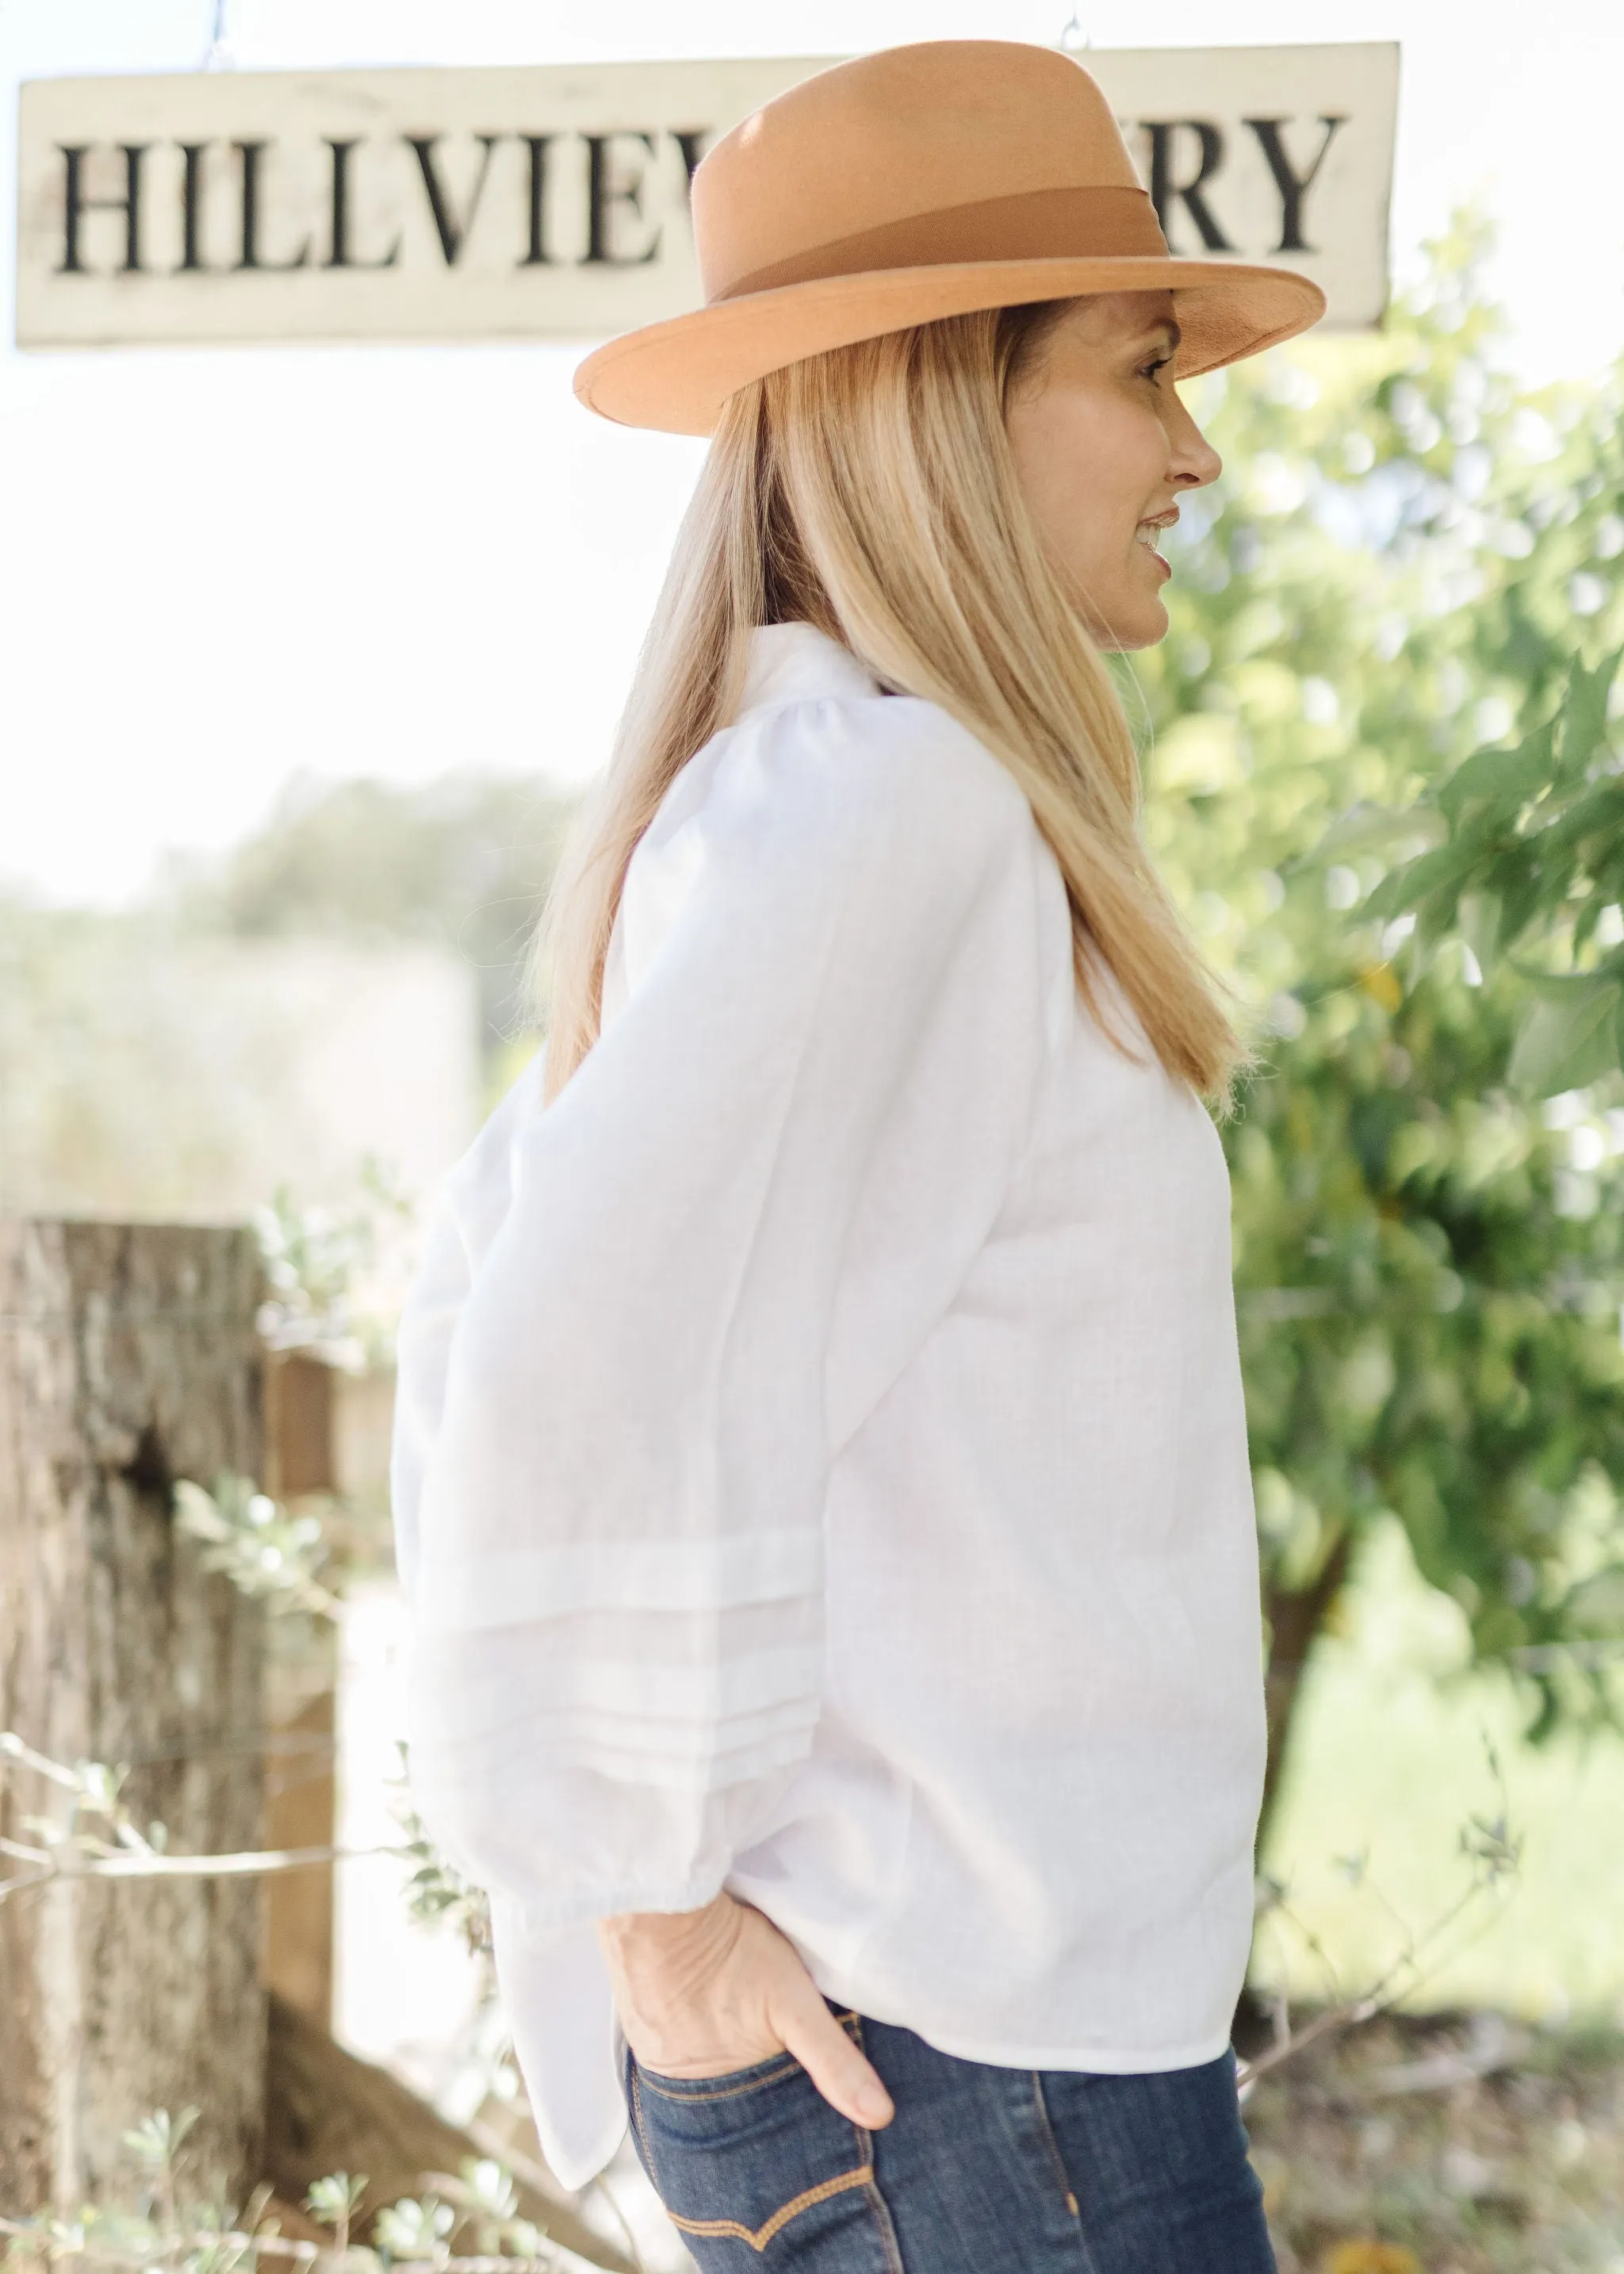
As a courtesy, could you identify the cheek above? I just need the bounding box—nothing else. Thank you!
[1021,400,1164,566]
[1094,406,1170,532]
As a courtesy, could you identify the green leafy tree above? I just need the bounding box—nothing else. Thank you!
[1366,646,1624,1091]
[1136,215,1624,1819]
[159,773,570,1068]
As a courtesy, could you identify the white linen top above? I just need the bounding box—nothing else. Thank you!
[393,622,1266,2190]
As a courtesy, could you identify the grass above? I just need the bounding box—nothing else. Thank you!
[1258,1519,1624,2030]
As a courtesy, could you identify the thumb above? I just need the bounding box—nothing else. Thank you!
[771,1975,894,2131]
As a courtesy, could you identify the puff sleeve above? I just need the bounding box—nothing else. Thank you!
[393,692,1049,1929]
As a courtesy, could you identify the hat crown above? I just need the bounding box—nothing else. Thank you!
[693,41,1143,303]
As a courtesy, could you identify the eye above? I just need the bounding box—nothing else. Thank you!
[1139,354,1174,383]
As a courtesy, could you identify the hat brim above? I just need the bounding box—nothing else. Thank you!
[573,255,1327,435]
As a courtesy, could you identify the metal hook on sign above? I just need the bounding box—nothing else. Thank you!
[1059,10,1092,52]
[203,0,237,70]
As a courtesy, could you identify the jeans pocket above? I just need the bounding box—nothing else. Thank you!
[634,2045,807,2099]
[626,2021,891,2265]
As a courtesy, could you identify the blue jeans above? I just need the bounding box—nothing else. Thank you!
[622,2008,1276,2272]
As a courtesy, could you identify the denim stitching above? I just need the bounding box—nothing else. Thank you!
[852,2015,907,2274]
[665,2165,876,2253]
[636,2051,802,2103]
[633,2013,863,2103]
[630,2060,649,2158]
[628,2057,669,2217]
[1031,2073,1082,2224]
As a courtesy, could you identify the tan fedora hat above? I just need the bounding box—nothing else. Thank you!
[574,39,1327,435]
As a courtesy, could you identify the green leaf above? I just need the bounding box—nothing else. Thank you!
[1437,725,1557,826]
[1555,642,1624,778]
[1565,1564,1624,1634]
[1363,842,1480,924]
[1309,802,1447,861]
[1506,975,1623,1094]
[457,2161,517,2218]
[121,2107,200,2169]
[373,2197,454,2256]
[1456,890,1504,968]
[1543,776,1624,864]
[306,2174,370,2226]
[1415,879,1473,949]
[1496,850,1565,950]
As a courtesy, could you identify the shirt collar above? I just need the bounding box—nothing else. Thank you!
[737,622,883,718]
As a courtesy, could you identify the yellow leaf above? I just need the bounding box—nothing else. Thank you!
[1358,961,1404,1012]
[1322,2243,1422,2274]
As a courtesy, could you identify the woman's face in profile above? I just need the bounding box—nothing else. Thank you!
[1005,289,1222,651]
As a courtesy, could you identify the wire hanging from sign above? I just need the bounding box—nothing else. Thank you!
[202,0,237,71]
[1059,11,1093,53]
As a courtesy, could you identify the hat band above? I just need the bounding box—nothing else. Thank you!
[712,183,1170,303]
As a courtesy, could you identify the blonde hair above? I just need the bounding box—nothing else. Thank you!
[537,303,1244,1104]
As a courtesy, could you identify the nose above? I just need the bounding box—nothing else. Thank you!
[1166,387,1222,490]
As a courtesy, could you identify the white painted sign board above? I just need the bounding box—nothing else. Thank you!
[15,46,1396,350]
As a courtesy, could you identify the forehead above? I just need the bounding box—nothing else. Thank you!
[1052,290,1179,347]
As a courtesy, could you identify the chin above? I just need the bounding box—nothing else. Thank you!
[1094,599,1169,652]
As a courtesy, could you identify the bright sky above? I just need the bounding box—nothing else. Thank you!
[3,0,1622,905]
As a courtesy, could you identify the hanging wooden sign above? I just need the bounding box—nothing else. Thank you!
[15,46,1398,351]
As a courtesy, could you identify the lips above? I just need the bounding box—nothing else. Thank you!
[1135,508,1178,569]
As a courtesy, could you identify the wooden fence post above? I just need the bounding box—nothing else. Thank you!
[0,1221,267,2214]
[262,1351,339,2034]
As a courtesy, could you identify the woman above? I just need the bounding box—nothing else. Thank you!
[393,38,1324,2274]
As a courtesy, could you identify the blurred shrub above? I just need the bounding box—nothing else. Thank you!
[1138,212,1624,1779]
[158,772,570,1057]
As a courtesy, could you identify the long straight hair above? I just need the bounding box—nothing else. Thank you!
[535,302,1245,1104]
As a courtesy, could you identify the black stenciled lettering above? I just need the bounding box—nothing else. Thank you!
[409,133,500,265]
[57,144,148,274]
[1243,115,1348,255]
[235,140,313,270]
[519,135,555,265]
[670,129,710,196]
[177,144,210,272]
[325,140,402,270]
[583,131,662,265]
[1142,121,1235,254]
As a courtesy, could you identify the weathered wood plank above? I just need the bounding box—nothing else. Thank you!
[262,1349,340,2034]
[0,1221,267,2212]
[262,1674,336,2029]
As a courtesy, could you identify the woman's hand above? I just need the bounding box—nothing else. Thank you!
[597,1892,895,2130]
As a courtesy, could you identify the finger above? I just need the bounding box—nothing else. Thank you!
[772,1978,895,2130]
